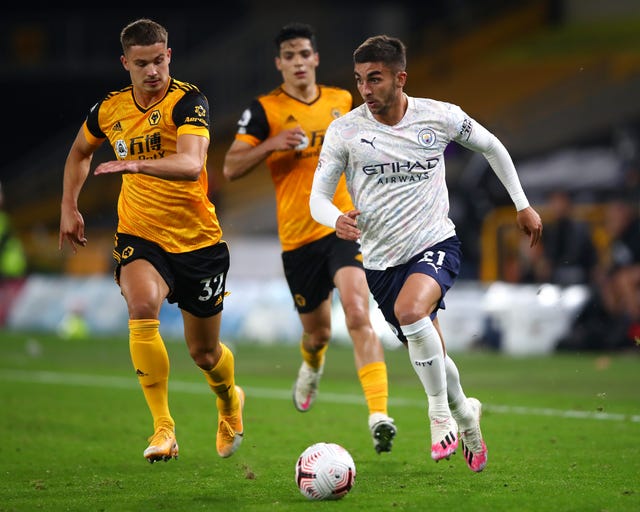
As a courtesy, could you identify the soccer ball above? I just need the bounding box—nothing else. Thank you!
[295,442,356,500]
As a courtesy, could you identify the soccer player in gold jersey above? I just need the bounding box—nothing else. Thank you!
[59,18,244,463]
[223,22,395,453]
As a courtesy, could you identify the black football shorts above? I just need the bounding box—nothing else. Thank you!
[282,232,364,313]
[113,232,230,317]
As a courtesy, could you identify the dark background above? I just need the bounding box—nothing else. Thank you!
[2,0,639,277]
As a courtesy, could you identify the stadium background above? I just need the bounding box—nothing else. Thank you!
[1,0,639,352]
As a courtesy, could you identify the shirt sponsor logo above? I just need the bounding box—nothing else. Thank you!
[362,158,439,175]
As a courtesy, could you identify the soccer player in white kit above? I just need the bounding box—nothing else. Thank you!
[310,35,543,472]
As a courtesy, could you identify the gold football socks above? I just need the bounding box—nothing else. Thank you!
[129,319,173,429]
[358,361,389,416]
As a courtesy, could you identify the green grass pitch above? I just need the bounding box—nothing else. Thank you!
[1,329,638,511]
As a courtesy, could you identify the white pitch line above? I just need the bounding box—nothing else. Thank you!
[1,368,638,423]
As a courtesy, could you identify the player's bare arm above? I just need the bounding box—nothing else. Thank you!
[59,128,99,252]
[516,206,543,247]
[94,133,208,181]
[335,210,361,241]
[223,127,307,181]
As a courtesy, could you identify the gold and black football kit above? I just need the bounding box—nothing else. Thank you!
[234,85,363,311]
[84,78,227,315]
[84,78,222,253]
[234,85,353,252]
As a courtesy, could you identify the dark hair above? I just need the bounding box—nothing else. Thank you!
[274,22,317,54]
[120,19,168,53]
[353,35,406,72]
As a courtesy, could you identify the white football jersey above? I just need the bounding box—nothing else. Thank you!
[312,95,528,270]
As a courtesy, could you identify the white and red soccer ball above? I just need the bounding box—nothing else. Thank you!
[295,442,356,500]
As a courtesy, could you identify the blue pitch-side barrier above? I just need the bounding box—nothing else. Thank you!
[4,274,589,355]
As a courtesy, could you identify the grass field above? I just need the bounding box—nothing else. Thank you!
[1,329,638,511]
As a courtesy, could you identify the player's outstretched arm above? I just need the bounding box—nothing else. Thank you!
[462,123,542,248]
[94,133,207,181]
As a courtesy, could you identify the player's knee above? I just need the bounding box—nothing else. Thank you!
[342,302,370,331]
[306,328,331,349]
[394,305,425,327]
[342,297,370,327]
[190,347,216,370]
[127,299,162,320]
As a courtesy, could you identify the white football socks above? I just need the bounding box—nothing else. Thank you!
[445,355,474,430]
[402,316,450,419]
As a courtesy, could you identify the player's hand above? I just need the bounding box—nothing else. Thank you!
[517,206,543,247]
[271,127,308,151]
[94,160,140,175]
[335,210,361,241]
[59,208,87,253]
